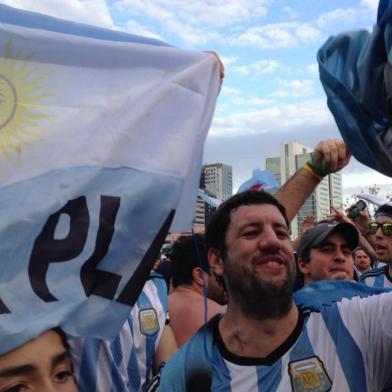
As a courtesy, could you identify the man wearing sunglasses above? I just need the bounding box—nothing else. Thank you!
[360,204,392,288]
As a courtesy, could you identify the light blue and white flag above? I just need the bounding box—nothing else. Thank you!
[318,0,392,177]
[197,189,222,208]
[0,4,220,354]
[355,193,389,207]
[237,169,278,193]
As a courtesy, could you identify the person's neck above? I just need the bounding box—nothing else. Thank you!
[173,284,204,296]
[219,301,299,358]
[357,265,369,273]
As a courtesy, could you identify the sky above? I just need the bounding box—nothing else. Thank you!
[2,0,392,200]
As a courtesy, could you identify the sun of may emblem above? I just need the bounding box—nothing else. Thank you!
[0,38,53,158]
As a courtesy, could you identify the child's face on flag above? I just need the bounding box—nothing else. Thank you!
[0,330,77,392]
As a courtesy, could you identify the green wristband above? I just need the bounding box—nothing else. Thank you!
[306,154,328,177]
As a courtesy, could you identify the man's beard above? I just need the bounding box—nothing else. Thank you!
[225,262,295,320]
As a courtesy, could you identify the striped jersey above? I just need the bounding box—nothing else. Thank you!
[69,274,167,392]
[160,286,392,391]
[360,265,392,288]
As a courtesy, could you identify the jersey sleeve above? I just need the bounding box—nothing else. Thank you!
[159,344,187,392]
[335,291,392,389]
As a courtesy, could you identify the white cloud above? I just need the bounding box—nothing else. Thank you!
[231,22,322,48]
[220,56,239,68]
[231,59,289,76]
[272,79,314,97]
[210,99,331,137]
[316,1,378,29]
[316,8,360,28]
[159,18,223,45]
[306,63,319,77]
[360,0,379,13]
[114,0,271,45]
[115,0,270,28]
[343,169,392,193]
[222,86,242,95]
[2,0,114,28]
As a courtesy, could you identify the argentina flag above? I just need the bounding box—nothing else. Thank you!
[0,4,220,354]
[317,0,392,177]
[237,169,279,193]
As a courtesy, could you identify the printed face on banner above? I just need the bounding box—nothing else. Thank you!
[0,330,77,392]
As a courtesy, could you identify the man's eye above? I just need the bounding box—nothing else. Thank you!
[3,385,24,392]
[54,370,74,383]
[243,230,258,237]
[276,230,289,238]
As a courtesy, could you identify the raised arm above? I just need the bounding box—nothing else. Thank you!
[276,139,350,221]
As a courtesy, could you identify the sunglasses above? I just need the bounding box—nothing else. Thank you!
[369,221,392,236]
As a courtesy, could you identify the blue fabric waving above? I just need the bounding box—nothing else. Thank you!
[317,0,392,177]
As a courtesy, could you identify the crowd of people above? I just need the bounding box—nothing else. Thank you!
[3,138,392,391]
[3,0,392,389]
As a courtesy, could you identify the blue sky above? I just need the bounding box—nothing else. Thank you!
[2,0,392,199]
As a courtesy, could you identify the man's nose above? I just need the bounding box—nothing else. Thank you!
[334,248,346,262]
[257,227,281,250]
[375,225,385,239]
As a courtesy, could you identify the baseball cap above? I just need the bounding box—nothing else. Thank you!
[297,222,359,260]
[375,203,392,219]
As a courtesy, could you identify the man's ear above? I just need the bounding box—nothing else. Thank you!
[298,259,310,276]
[192,267,205,286]
[208,248,224,277]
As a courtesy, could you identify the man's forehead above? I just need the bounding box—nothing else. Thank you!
[376,215,392,223]
[229,203,286,224]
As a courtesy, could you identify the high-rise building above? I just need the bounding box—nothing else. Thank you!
[193,163,233,230]
[193,195,206,229]
[265,141,343,238]
[203,163,233,201]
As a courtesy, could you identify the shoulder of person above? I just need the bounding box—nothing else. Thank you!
[360,266,387,281]
[294,280,391,312]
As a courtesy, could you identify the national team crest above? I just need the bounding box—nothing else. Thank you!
[288,357,332,391]
[139,308,160,336]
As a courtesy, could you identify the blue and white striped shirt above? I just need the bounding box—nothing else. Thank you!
[69,274,168,392]
[360,265,392,288]
[160,284,392,391]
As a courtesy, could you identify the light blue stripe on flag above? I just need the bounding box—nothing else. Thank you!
[0,3,220,355]
[0,166,181,353]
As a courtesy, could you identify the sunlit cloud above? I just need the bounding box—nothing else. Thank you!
[2,0,114,27]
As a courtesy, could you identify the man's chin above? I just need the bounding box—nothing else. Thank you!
[330,273,350,281]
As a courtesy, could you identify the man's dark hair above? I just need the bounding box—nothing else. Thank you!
[171,234,209,288]
[205,190,289,258]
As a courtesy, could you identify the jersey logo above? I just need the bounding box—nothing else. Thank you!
[288,356,332,391]
[139,308,160,336]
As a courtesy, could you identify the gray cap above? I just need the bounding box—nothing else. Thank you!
[375,203,392,218]
[297,222,359,260]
